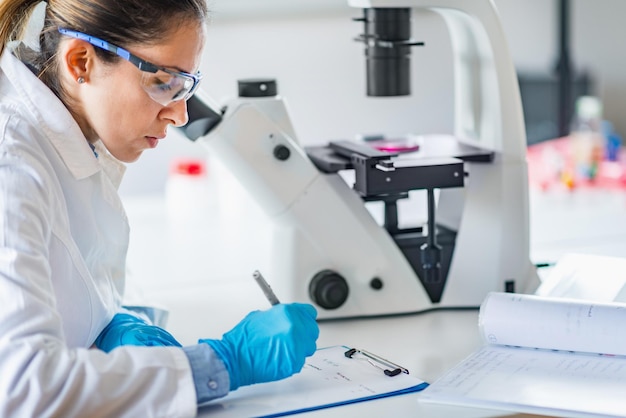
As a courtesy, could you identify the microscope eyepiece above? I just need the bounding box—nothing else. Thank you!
[238,78,277,98]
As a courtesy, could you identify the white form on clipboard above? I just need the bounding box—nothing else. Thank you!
[198,345,428,418]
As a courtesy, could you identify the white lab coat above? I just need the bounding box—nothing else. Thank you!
[0,48,197,417]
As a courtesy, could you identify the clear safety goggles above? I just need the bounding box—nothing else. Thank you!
[58,28,202,106]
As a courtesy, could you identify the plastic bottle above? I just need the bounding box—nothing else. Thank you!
[570,96,604,181]
[165,158,217,282]
[165,158,214,219]
[602,120,622,162]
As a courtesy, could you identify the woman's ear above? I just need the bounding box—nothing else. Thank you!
[60,38,94,84]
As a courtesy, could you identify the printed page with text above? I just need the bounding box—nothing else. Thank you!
[420,292,626,418]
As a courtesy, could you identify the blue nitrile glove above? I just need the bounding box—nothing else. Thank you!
[94,313,182,352]
[200,303,319,391]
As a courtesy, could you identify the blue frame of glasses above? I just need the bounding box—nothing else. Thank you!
[57,27,202,103]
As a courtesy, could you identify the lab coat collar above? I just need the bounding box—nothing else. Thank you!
[0,47,126,189]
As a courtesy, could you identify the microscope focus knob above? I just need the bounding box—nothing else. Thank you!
[273,144,291,161]
[309,270,349,310]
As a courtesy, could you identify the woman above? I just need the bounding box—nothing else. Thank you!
[0,0,319,417]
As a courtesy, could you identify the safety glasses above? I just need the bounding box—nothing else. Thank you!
[58,28,202,106]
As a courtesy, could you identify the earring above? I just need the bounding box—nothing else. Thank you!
[77,76,85,84]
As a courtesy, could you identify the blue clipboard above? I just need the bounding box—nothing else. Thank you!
[198,345,429,417]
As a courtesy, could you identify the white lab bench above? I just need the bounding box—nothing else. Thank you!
[530,187,626,264]
[121,184,626,418]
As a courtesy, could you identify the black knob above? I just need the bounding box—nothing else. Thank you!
[370,277,383,290]
[238,78,277,97]
[309,270,349,310]
[273,144,291,161]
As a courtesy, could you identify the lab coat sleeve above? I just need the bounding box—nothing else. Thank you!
[0,145,197,416]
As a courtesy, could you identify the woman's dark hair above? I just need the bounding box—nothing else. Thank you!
[0,0,208,97]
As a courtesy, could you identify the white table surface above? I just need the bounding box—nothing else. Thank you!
[529,187,626,264]
[121,182,623,418]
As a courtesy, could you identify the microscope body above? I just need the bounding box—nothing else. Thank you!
[197,92,432,317]
[189,0,539,319]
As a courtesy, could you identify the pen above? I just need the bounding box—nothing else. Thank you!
[253,270,280,306]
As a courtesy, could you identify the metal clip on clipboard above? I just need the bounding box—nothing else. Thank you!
[344,348,409,377]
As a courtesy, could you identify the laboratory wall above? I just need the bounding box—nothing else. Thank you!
[118,0,626,196]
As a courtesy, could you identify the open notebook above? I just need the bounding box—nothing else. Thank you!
[420,292,626,418]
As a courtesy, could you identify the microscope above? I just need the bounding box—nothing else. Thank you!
[180,0,539,319]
